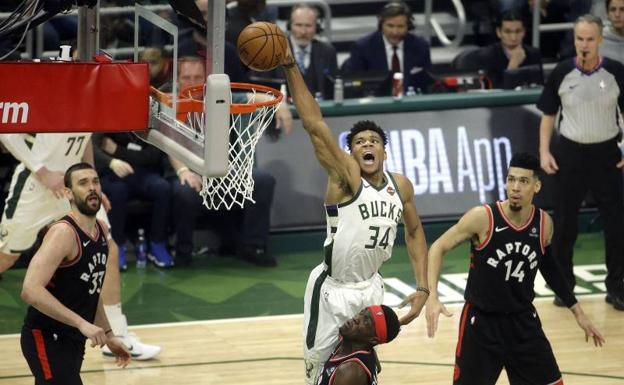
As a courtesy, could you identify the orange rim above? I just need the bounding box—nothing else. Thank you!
[151,83,283,115]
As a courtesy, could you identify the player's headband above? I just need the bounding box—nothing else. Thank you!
[368,305,387,344]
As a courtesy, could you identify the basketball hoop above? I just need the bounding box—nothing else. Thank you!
[150,83,283,210]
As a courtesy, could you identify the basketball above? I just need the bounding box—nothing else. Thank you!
[237,22,288,72]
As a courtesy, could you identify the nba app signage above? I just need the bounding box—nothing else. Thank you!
[338,126,512,203]
[256,104,545,229]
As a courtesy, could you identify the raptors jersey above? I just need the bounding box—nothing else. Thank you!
[465,202,546,313]
[323,172,403,282]
[317,342,377,385]
[24,215,108,341]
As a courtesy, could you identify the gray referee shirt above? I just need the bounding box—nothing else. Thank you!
[537,57,624,144]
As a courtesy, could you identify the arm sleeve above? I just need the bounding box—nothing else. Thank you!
[0,134,43,172]
[539,245,578,307]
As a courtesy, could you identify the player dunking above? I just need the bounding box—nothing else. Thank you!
[20,163,130,384]
[425,153,604,385]
[279,37,429,385]
[317,305,400,385]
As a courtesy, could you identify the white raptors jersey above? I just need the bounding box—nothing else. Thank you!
[323,171,403,283]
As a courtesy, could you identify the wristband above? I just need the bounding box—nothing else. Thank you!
[416,286,430,295]
[176,167,189,177]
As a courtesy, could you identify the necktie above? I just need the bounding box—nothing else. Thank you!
[297,46,307,74]
[391,45,400,73]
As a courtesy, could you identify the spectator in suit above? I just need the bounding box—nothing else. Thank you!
[476,10,543,87]
[166,57,292,267]
[250,4,338,98]
[602,0,624,63]
[342,1,433,93]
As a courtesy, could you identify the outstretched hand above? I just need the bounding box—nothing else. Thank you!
[425,298,453,338]
[398,291,428,325]
[105,336,132,367]
[575,312,605,347]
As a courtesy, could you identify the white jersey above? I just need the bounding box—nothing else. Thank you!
[0,132,92,174]
[0,132,94,253]
[323,171,403,282]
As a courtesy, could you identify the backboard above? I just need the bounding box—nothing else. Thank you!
[133,0,229,177]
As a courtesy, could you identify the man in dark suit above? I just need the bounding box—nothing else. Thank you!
[250,4,337,98]
[342,1,432,93]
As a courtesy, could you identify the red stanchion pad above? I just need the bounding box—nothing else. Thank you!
[0,61,149,133]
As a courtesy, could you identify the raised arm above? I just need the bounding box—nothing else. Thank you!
[394,174,428,325]
[20,223,107,347]
[425,206,489,337]
[281,48,360,191]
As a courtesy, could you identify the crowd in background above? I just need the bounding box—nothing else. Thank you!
[0,0,623,272]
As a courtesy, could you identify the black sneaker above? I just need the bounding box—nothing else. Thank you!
[239,245,277,267]
[605,293,624,311]
[553,295,566,307]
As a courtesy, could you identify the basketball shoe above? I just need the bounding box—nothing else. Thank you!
[148,242,174,268]
[102,332,162,360]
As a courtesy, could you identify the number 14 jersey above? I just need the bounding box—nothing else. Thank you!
[465,202,547,313]
[323,172,403,283]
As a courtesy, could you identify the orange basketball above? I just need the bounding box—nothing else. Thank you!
[237,22,288,72]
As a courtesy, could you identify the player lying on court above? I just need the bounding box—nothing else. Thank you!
[425,153,604,385]
[262,24,428,385]
[20,163,130,384]
[317,305,400,385]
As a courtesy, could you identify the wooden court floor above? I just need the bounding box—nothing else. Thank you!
[1,295,622,385]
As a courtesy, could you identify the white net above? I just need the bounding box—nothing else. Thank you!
[184,86,281,210]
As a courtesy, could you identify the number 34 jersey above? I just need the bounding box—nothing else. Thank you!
[323,172,403,283]
[24,214,108,341]
[465,202,547,313]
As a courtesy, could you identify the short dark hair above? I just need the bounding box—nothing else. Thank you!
[508,153,540,176]
[497,10,524,28]
[346,120,388,151]
[606,0,614,10]
[64,163,95,188]
[381,304,401,343]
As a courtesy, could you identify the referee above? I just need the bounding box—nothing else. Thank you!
[537,14,624,311]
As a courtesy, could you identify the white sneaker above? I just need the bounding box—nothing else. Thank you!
[102,332,162,360]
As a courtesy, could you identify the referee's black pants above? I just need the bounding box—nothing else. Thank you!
[552,135,624,296]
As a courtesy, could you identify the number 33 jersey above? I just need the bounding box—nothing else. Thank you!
[24,214,108,341]
[465,202,547,313]
[323,172,403,283]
